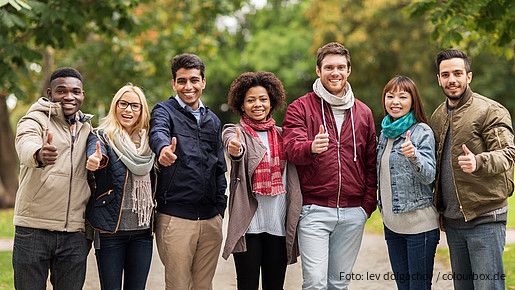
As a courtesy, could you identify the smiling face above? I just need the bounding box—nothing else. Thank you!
[385,90,413,120]
[47,77,84,116]
[242,86,271,122]
[437,57,472,106]
[316,54,351,97]
[172,68,206,110]
[115,91,142,133]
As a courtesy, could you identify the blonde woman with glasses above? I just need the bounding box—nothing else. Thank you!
[85,84,155,290]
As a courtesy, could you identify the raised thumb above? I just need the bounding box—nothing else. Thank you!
[462,144,471,155]
[170,137,177,152]
[405,130,411,142]
[319,125,325,135]
[47,131,53,144]
[235,127,241,141]
[95,141,102,156]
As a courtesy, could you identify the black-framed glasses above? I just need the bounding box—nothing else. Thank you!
[117,100,142,111]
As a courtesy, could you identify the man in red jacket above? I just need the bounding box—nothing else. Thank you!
[282,42,377,289]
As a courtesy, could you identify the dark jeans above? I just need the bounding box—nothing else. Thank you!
[384,226,440,290]
[95,230,153,290]
[233,233,287,290]
[12,226,89,290]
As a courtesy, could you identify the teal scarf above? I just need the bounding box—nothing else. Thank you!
[381,111,416,138]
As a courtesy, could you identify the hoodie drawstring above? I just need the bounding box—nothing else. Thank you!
[320,98,357,162]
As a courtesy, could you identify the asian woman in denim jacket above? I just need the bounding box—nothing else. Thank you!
[377,76,439,290]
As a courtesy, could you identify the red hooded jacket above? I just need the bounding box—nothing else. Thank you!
[282,91,377,216]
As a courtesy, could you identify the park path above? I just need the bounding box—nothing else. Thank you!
[2,224,515,289]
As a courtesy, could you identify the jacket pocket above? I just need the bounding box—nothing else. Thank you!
[94,190,115,207]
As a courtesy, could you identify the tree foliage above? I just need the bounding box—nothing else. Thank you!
[407,0,515,59]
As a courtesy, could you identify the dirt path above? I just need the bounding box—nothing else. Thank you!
[83,228,455,289]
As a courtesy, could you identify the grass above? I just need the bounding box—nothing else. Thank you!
[436,245,515,288]
[0,209,13,239]
[0,251,13,290]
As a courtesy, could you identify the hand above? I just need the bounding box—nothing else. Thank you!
[458,144,476,173]
[401,130,416,159]
[86,141,103,171]
[37,132,58,166]
[158,137,177,167]
[311,125,329,154]
[228,128,242,157]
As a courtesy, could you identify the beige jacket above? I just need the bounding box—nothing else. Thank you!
[430,87,515,221]
[14,98,93,232]
[221,124,302,264]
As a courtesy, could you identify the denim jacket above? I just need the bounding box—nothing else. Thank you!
[377,122,436,213]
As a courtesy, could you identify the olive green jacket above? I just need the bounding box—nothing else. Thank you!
[430,87,515,221]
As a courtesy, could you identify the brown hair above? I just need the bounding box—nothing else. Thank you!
[227,71,286,116]
[316,42,351,69]
[381,75,427,123]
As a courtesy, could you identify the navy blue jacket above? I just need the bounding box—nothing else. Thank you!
[149,97,227,220]
[85,131,156,233]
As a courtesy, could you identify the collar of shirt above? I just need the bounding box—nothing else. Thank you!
[174,95,205,114]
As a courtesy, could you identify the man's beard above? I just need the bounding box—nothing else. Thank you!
[443,84,467,100]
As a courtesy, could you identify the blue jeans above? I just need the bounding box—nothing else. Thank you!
[384,226,440,290]
[298,205,367,290]
[445,222,506,290]
[95,230,153,290]
[12,226,89,290]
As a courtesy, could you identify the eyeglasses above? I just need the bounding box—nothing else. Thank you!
[117,100,142,111]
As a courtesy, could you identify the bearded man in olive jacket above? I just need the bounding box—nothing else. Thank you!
[430,49,515,290]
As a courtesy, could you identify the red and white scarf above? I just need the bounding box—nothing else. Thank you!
[240,114,286,196]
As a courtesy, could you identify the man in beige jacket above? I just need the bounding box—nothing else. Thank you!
[12,67,93,290]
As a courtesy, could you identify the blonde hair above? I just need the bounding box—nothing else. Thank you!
[97,83,150,141]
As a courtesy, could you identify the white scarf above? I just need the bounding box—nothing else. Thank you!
[313,78,355,111]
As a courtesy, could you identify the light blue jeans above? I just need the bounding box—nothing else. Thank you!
[298,205,367,290]
[445,222,506,290]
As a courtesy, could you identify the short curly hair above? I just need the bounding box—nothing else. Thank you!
[227,71,286,116]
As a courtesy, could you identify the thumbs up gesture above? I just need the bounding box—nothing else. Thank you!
[401,130,416,160]
[86,141,103,171]
[458,144,476,173]
[37,131,58,166]
[158,137,177,167]
[228,128,242,157]
[311,125,329,154]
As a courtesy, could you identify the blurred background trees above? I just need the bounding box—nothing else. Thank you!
[0,0,513,207]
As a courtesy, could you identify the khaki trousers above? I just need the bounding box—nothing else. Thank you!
[155,213,223,290]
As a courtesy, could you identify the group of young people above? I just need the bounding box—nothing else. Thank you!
[11,41,514,290]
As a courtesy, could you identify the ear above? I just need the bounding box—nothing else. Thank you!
[347,66,352,77]
[466,71,473,84]
[202,78,206,89]
[46,88,52,100]
[315,66,321,78]
[171,79,176,91]
[436,74,442,87]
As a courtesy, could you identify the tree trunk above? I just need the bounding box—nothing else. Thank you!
[0,93,18,208]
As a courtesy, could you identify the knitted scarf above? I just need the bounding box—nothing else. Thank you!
[240,114,286,196]
[109,130,155,226]
[381,111,416,139]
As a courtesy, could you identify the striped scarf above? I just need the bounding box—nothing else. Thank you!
[240,114,286,196]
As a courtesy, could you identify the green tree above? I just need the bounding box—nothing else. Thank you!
[0,0,139,207]
[407,0,515,59]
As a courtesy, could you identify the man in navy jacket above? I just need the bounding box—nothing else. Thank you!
[149,53,227,290]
